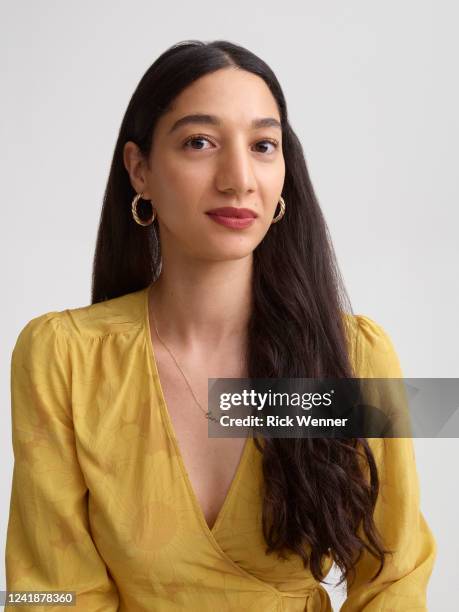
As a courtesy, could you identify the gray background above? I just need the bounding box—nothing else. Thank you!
[1,1,457,609]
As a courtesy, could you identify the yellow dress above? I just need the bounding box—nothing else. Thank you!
[5,285,436,611]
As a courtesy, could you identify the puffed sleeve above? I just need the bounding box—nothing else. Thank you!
[340,315,437,611]
[5,312,120,611]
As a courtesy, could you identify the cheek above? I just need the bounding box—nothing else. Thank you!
[258,159,285,197]
[151,177,211,237]
[272,159,286,192]
[153,157,209,205]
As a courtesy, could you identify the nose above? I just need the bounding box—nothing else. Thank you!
[215,139,257,197]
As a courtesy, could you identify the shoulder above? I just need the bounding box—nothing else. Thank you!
[12,310,67,359]
[343,313,404,378]
[10,311,71,395]
[13,286,148,351]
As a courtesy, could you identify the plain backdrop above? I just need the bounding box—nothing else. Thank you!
[1,1,457,609]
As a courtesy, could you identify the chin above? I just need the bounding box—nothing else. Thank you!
[203,240,257,262]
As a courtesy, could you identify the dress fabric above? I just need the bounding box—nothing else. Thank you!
[5,285,437,611]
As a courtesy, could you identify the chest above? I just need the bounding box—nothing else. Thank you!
[153,344,248,531]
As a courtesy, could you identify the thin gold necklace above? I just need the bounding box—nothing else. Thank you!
[150,309,219,423]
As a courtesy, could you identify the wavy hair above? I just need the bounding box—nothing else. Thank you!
[91,39,392,587]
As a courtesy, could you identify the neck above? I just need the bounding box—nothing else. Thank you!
[148,254,253,353]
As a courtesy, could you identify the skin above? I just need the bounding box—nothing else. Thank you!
[123,66,285,381]
[122,67,286,525]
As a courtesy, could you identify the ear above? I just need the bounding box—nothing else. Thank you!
[123,141,151,198]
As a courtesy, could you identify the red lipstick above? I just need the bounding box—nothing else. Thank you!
[205,206,257,229]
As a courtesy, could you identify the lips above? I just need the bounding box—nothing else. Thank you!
[205,207,257,219]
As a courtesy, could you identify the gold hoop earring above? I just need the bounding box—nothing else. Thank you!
[131,192,156,226]
[271,196,286,224]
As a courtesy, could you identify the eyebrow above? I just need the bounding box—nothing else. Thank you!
[168,113,282,134]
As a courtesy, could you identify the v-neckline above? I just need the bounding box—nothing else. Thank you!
[142,283,252,537]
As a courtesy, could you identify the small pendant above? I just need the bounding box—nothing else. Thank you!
[205,411,219,423]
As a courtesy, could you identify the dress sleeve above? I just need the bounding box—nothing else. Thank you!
[5,313,120,611]
[340,315,437,611]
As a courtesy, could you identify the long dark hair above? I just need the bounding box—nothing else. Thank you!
[91,39,392,587]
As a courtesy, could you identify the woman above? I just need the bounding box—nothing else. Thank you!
[6,40,436,611]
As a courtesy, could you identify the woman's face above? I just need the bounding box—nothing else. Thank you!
[124,67,285,262]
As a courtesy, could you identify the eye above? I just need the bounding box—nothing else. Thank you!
[253,139,279,154]
[183,135,214,151]
[182,135,280,154]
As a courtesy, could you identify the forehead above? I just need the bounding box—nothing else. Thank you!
[162,68,281,129]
